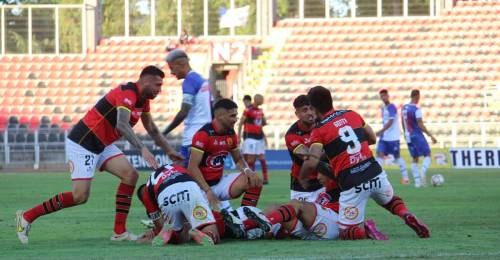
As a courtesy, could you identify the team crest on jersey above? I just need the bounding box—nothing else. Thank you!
[344,207,359,220]
[312,223,327,237]
[227,137,233,146]
[68,160,74,173]
[193,205,208,220]
[206,151,228,168]
[123,98,133,106]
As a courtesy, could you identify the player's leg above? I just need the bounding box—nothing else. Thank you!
[100,149,138,241]
[375,140,386,167]
[391,141,409,184]
[185,182,219,245]
[244,138,258,170]
[418,137,432,186]
[16,140,93,244]
[372,172,430,238]
[408,140,422,187]
[258,154,269,184]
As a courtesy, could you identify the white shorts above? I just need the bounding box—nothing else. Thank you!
[66,139,123,180]
[290,203,339,240]
[209,173,245,201]
[290,187,326,203]
[158,181,215,231]
[242,138,265,155]
[338,172,394,227]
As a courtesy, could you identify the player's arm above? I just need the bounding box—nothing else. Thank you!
[376,118,394,137]
[298,143,323,189]
[230,148,261,187]
[187,148,220,207]
[238,114,247,139]
[162,101,192,135]
[141,112,184,163]
[417,118,437,144]
[363,123,377,145]
[116,107,158,168]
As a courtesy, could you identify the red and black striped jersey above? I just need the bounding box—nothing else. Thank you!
[68,82,150,154]
[285,121,322,192]
[141,164,192,220]
[315,179,340,213]
[243,105,265,140]
[310,109,382,191]
[191,122,239,184]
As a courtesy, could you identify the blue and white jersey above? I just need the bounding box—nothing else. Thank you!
[380,103,400,141]
[401,103,423,139]
[182,70,212,145]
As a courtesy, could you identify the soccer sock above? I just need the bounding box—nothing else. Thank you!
[23,192,76,223]
[397,158,409,179]
[114,183,135,234]
[241,186,262,207]
[266,204,297,225]
[339,226,367,240]
[242,218,259,230]
[259,159,268,181]
[411,162,421,186]
[382,196,409,219]
[248,161,256,171]
[421,156,431,179]
[376,157,384,167]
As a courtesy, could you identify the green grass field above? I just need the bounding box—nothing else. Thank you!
[1,168,500,259]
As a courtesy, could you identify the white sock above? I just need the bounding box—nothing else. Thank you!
[397,157,408,180]
[219,200,233,211]
[421,156,432,179]
[411,162,421,187]
[376,157,384,167]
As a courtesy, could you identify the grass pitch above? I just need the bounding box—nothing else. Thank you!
[1,168,499,259]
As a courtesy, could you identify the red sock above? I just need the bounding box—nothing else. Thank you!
[23,192,75,223]
[382,196,409,219]
[340,225,368,240]
[212,211,226,237]
[241,186,262,207]
[242,218,259,230]
[248,161,256,171]
[266,204,296,225]
[259,159,268,181]
[114,183,135,234]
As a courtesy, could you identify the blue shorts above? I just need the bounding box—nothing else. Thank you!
[406,134,430,158]
[180,145,191,168]
[376,140,401,158]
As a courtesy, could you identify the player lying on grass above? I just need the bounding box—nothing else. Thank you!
[135,164,219,246]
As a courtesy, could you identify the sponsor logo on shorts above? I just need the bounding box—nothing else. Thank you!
[312,223,327,237]
[193,205,208,220]
[354,177,381,193]
[344,207,359,220]
[68,160,74,173]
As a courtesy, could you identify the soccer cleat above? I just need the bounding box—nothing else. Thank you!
[364,219,389,240]
[16,210,31,245]
[189,229,214,246]
[243,206,272,232]
[111,230,138,241]
[420,176,428,187]
[221,209,245,238]
[404,213,430,238]
[141,219,155,228]
[400,178,410,185]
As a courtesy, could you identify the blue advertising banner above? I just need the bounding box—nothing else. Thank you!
[123,150,292,171]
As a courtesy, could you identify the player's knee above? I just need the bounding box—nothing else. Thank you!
[72,191,89,204]
[121,169,139,184]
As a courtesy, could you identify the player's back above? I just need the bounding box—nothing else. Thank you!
[401,103,423,137]
[381,103,400,141]
[146,164,192,199]
[310,110,382,191]
[183,71,212,126]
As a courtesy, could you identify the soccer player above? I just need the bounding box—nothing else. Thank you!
[285,95,325,202]
[299,86,430,240]
[16,66,183,244]
[135,164,219,246]
[238,94,269,184]
[376,89,409,184]
[188,98,263,209]
[163,49,212,168]
[401,89,437,188]
[242,95,252,108]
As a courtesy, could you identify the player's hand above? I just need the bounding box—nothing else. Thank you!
[136,229,155,244]
[431,136,437,144]
[167,149,184,165]
[246,171,262,188]
[141,147,159,169]
[295,150,310,161]
[206,190,220,210]
[375,130,382,137]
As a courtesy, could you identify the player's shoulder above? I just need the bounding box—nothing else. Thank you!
[197,123,214,135]
[118,82,138,94]
[285,121,300,135]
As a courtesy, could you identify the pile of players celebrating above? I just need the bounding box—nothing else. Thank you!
[16,58,430,247]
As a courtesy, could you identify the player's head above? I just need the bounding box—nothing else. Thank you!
[243,95,252,108]
[379,89,390,105]
[166,49,190,79]
[138,65,165,99]
[410,89,420,104]
[307,86,333,117]
[253,94,264,106]
[213,98,238,130]
[293,94,315,125]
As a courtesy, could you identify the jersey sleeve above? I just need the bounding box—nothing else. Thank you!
[285,132,303,153]
[309,128,323,145]
[142,185,161,220]
[115,89,137,111]
[415,108,423,119]
[191,130,209,153]
[387,104,397,119]
[351,110,366,127]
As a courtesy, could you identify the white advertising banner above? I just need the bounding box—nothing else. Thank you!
[449,148,500,169]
